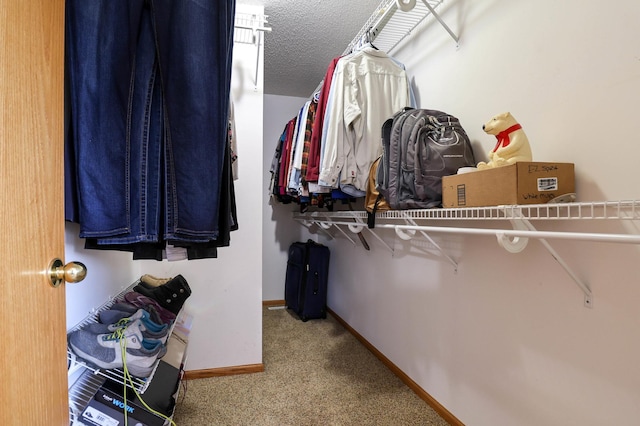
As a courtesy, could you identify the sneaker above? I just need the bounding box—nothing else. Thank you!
[133,274,191,315]
[108,302,138,314]
[99,307,167,332]
[68,320,165,377]
[84,322,169,344]
[108,301,164,326]
[123,291,176,324]
[94,309,169,341]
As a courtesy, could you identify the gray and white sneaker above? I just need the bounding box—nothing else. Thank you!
[68,319,165,377]
[94,309,169,342]
[84,321,169,344]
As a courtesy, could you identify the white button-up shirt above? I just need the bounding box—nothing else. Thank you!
[319,47,410,192]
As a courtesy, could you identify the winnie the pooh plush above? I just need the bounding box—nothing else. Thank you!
[476,112,532,170]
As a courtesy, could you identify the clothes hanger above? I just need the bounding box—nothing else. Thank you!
[366,28,379,50]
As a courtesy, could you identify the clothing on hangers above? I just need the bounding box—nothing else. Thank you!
[66,0,237,259]
[305,56,343,183]
[318,47,411,194]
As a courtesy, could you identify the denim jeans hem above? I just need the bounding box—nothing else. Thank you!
[66,0,236,245]
[93,235,161,245]
[79,227,132,239]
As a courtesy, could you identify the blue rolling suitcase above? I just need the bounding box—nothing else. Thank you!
[285,240,330,321]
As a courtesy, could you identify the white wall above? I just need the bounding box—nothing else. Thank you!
[137,3,264,371]
[66,4,264,372]
[65,223,139,329]
[265,1,640,425]
[262,94,308,301]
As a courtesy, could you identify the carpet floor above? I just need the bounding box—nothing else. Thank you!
[172,306,449,425]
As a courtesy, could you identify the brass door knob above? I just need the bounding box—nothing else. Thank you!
[48,258,87,288]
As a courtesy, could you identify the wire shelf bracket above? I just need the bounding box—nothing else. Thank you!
[311,0,458,96]
[234,12,272,88]
[349,0,459,54]
[294,200,640,308]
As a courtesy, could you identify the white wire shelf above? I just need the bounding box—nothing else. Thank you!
[234,12,271,45]
[311,0,455,95]
[294,200,640,308]
[234,12,271,87]
[347,0,454,55]
[294,200,640,222]
[68,369,107,425]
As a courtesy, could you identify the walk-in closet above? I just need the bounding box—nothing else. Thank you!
[3,0,640,425]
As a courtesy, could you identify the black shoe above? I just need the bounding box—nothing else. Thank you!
[133,274,191,315]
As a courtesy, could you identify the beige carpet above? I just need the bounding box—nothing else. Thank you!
[172,306,449,425]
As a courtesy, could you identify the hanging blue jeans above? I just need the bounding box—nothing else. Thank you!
[65,0,235,243]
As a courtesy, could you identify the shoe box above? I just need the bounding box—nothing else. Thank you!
[83,387,164,426]
[82,398,148,426]
[82,360,181,426]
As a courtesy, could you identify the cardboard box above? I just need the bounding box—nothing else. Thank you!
[442,162,575,208]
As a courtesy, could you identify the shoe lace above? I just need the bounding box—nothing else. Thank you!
[114,317,132,327]
[116,325,176,426]
[102,327,126,342]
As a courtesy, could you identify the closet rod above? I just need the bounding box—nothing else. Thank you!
[300,220,640,245]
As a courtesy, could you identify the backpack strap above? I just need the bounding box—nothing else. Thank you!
[367,193,384,229]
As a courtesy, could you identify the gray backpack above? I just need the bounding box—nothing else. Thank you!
[377,108,476,209]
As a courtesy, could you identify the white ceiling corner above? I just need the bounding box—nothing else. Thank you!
[237,0,382,98]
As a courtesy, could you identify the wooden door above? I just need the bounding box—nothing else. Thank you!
[0,0,68,424]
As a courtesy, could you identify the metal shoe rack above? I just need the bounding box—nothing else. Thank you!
[66,280,180,425]
[294,200,640,307]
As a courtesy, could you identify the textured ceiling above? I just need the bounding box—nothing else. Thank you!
[238,0,382,98]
